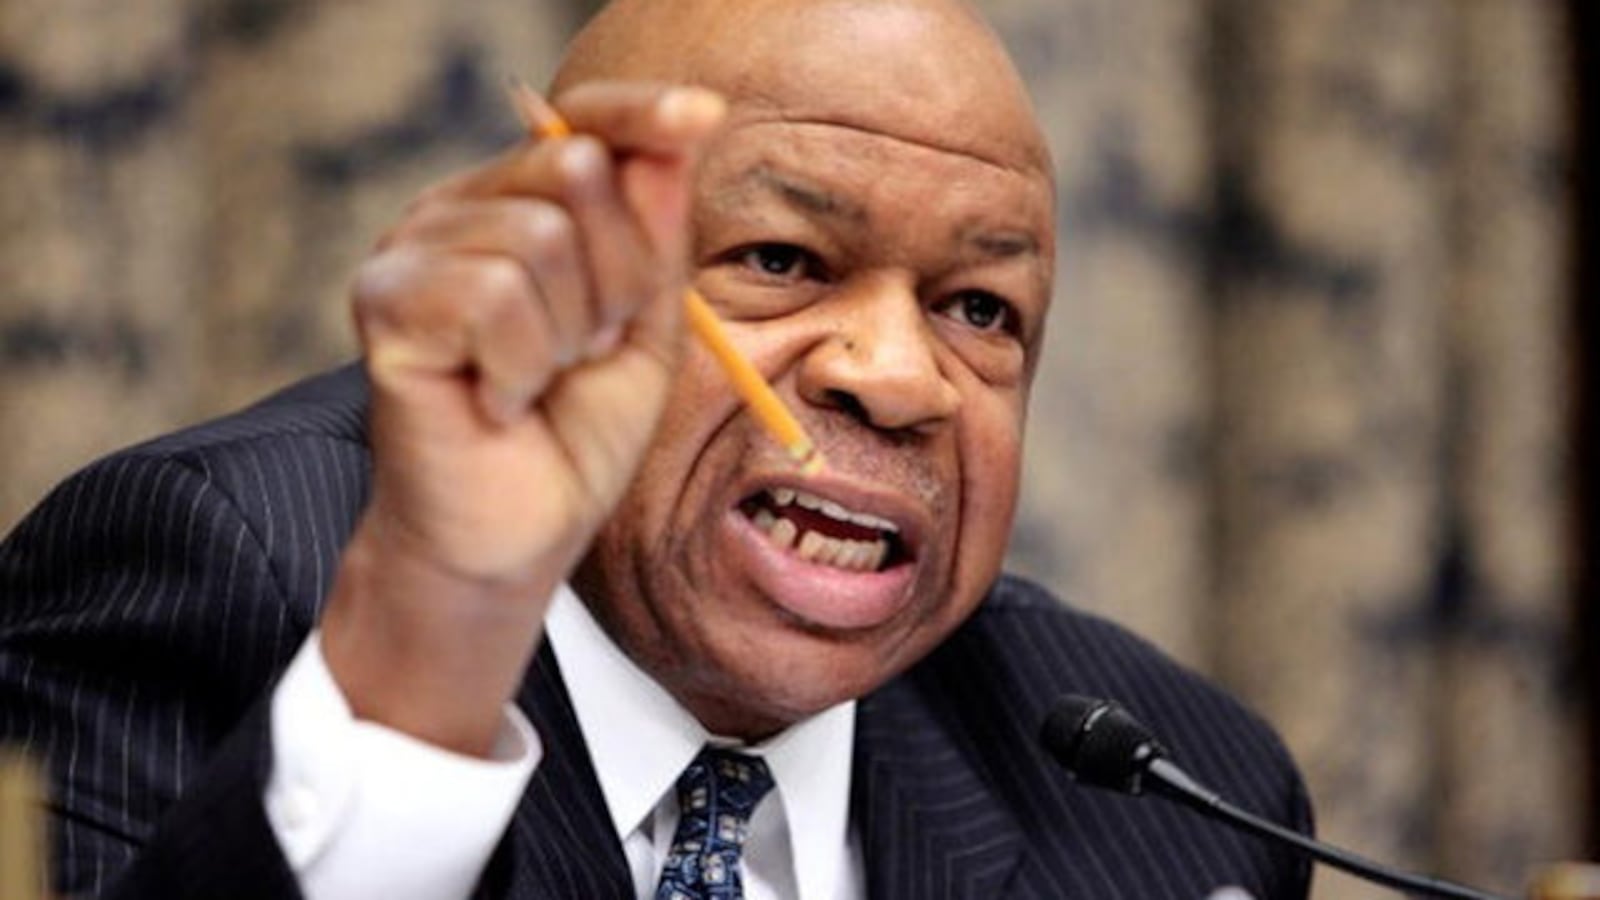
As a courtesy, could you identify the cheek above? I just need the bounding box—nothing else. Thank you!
[643,352,741,484]
[579,354,751,642]
[953,387,1025,585]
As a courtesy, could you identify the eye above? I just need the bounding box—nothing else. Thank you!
[733,243,824,283]
[939,290,1016,334]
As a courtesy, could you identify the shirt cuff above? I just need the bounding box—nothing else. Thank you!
[265,630,540,900]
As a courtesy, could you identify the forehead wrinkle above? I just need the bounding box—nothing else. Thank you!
[736,112,1050,182]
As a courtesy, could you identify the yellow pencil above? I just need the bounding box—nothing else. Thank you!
[507,79,823,475]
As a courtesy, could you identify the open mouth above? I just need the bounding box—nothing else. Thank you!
[738,487,907,574]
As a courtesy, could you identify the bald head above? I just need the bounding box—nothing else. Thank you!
[552,0,1051,178]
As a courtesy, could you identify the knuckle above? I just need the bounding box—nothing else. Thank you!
[522,204,578,273]
[457,257,537,328]
[351,250,412,315]
[464,256,532,311]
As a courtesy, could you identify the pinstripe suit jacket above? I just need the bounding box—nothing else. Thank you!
[1,365,1313,899]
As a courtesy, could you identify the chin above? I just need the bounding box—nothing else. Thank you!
[673,602,960,737]
[677,650,881,739]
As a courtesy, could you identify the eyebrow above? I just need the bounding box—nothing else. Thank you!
[963,230,1041,259]
[734,165,869,225]
[719,164,1045,261]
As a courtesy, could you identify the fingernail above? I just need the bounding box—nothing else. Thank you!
[659,88,727,132]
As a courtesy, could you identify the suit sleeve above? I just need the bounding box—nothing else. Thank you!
[0,451,308,897]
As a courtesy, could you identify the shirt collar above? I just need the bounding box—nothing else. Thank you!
[545,585,856,900]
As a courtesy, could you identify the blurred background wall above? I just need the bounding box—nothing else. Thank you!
[0,0,1590,897]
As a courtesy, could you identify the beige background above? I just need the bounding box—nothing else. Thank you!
[0,1,1586,896]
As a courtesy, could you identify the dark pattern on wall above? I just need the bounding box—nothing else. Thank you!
[1567,0,1599,860]
[0,1,1584,897]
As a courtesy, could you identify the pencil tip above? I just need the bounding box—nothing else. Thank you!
[797,448,825,476]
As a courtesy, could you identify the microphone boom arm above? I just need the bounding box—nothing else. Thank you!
[1144,759,1508,900]
[1040,696,1512,900]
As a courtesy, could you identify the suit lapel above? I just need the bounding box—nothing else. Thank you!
[853,675,1025,900]
[479,632,1027,899]
[486,641,635,899]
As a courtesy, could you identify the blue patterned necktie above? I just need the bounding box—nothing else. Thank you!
[654,746,776,900]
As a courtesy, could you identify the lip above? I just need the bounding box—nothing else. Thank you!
[721,474,928,631]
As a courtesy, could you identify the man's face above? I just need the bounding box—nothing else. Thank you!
[574,0,1055,737]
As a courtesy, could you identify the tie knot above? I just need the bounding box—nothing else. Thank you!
[675,747,774,838]
[656,748,775,899]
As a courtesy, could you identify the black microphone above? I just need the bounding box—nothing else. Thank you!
[1039,695,1509,900]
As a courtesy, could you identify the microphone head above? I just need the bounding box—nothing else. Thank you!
[1039,695,1168,795]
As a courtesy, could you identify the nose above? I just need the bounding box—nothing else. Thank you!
[796,274,960,434]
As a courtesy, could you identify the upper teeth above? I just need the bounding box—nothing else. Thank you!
[769,488,899,534]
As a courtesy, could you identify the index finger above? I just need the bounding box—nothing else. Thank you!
[551,81,727,157]
[436,82,725,204]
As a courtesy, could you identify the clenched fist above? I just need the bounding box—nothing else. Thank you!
[320,83,727,755]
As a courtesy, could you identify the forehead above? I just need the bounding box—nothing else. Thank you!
[687,1,1053,180]
[698,118,1053,246]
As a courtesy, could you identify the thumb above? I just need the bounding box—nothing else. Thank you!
[618,88,724,272]
[612,155,697,368]
[621,153,698,283]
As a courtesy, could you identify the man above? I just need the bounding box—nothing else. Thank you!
[0,0,1313,897]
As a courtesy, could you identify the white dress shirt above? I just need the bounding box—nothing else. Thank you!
[264,585,864,900]
[265,632,539,900]
[546,586,864,900]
